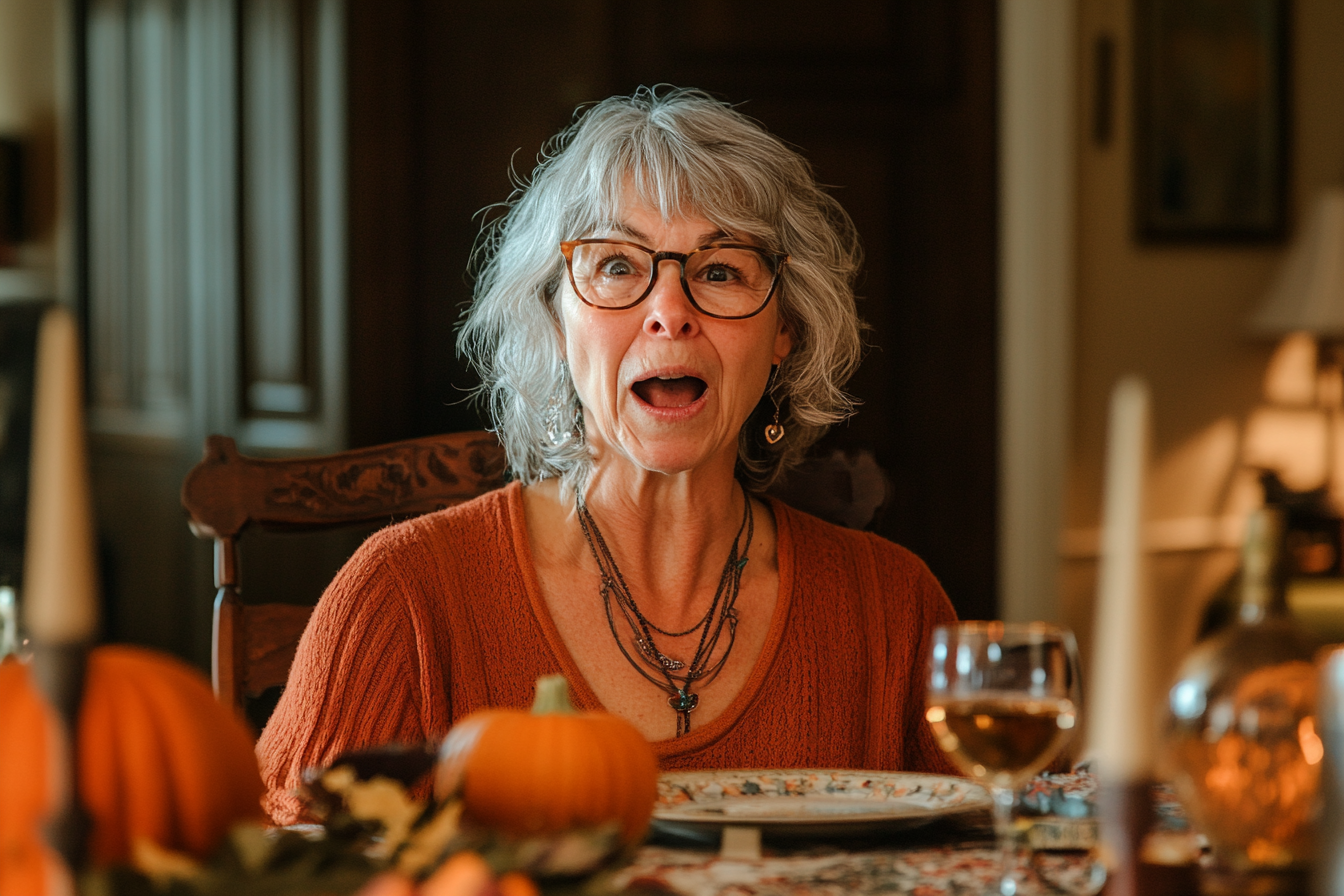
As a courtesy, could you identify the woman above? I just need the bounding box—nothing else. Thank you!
[257,87,958,823]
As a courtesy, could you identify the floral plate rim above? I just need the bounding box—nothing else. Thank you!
[652,768,989,837]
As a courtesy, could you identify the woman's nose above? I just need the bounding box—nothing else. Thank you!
[642,259,700,339]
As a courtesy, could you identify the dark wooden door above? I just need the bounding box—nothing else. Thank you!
[346,0,998,620]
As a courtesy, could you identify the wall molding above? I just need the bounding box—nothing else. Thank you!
[1060,515,1246,559]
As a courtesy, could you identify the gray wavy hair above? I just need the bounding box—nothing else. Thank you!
[458,86,865,491]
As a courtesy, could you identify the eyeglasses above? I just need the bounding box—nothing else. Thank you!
[559,239,789,320]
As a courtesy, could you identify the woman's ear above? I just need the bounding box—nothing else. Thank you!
[772,320,793,366]
[552,309,568,360]
[549,277,570,357]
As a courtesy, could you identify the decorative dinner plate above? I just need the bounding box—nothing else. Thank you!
[652,769,991,842]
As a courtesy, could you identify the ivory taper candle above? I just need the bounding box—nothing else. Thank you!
[1087,375,1155,781]
[22,306,99,644]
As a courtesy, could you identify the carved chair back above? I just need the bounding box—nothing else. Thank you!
[181,432,507,718]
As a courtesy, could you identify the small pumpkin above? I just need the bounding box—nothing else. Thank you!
[0,645,265,880]
[434,675,658,844]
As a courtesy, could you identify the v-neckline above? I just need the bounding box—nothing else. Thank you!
[501,480,797,759]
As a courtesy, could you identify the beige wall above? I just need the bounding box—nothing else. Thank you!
[0,0,69,283]
[1064,2,1344,686]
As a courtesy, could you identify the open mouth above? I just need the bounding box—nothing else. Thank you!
[632,375,708,409]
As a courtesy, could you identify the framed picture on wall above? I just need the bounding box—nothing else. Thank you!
[1134,0,1289,242]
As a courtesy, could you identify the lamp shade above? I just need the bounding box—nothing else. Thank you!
[1250,189,1344,336]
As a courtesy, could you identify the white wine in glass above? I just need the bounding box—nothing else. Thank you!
[926,622,1082,895]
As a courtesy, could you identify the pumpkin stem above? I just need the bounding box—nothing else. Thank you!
[531,675,576,715]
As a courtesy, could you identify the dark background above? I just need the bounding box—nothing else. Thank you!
[0,301,43,595]
[343,0,999,620]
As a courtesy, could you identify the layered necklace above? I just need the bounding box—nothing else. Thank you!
[575,487,753,737]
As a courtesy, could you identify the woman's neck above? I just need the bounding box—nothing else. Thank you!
[539,460,751,631]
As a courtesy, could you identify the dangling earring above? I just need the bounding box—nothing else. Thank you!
[544,394,578,446]
[545,365,581,447]
[764,367,785,445]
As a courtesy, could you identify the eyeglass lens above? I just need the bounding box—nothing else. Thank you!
[568,242,777,318]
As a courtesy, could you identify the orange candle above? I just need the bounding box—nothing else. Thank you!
[22,306,99,644]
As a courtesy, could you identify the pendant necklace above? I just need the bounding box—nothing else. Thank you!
[575,486,753,737]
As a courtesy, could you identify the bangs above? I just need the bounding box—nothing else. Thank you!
[561,121,784,248]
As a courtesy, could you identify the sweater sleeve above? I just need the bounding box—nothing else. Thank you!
[870,539,963,778]
[904,575,963,778]
[255,532,432,824]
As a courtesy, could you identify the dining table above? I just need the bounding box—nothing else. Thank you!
[602,769,1202,896]
[614,837,1093,896]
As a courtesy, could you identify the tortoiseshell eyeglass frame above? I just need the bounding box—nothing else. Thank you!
[559,238,790,320]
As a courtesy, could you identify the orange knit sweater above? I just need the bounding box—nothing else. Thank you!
[256,481,960,823]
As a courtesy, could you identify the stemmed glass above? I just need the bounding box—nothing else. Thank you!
[925,622,1082,896]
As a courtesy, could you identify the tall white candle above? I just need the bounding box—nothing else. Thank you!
[1087,375,1154,781]
[22,306,99,644]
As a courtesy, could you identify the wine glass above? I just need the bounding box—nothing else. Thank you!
[925,622,1082,896]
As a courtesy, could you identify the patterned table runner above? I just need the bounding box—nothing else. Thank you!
[612,842,1107,896]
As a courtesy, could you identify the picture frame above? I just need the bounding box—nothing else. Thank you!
[1134,0,1289,242]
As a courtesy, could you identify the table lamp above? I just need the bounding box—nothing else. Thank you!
[1244,190,1344,584]
[1246,187,1344,489]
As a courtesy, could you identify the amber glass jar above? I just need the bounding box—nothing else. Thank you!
[1161,506,1322,895]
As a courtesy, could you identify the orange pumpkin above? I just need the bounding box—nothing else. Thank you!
[353,861,540,896]
[434,676,658,844]
[0,645,265,880]
[0,656,60,896]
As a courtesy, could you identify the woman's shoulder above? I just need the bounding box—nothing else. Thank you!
[769,496,932,576]
[769,497,953,619]
[328,482,518,592]
[359,481,516,554]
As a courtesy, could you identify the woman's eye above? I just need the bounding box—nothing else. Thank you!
[701,264,740,283]
[598,257,635,276]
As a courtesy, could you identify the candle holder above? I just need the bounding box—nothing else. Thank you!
[28,640,91,874]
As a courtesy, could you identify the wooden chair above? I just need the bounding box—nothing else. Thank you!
[181,431,508,716]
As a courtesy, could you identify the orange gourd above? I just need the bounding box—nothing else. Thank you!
[0,645,265,884]
[434,676,658,844]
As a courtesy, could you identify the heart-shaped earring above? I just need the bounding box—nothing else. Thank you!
[764,367,785,444]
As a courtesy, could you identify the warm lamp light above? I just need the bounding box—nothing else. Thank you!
[1243,407,1329,492]
[1245,191,1344,505]
[1261,333,1319,407]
